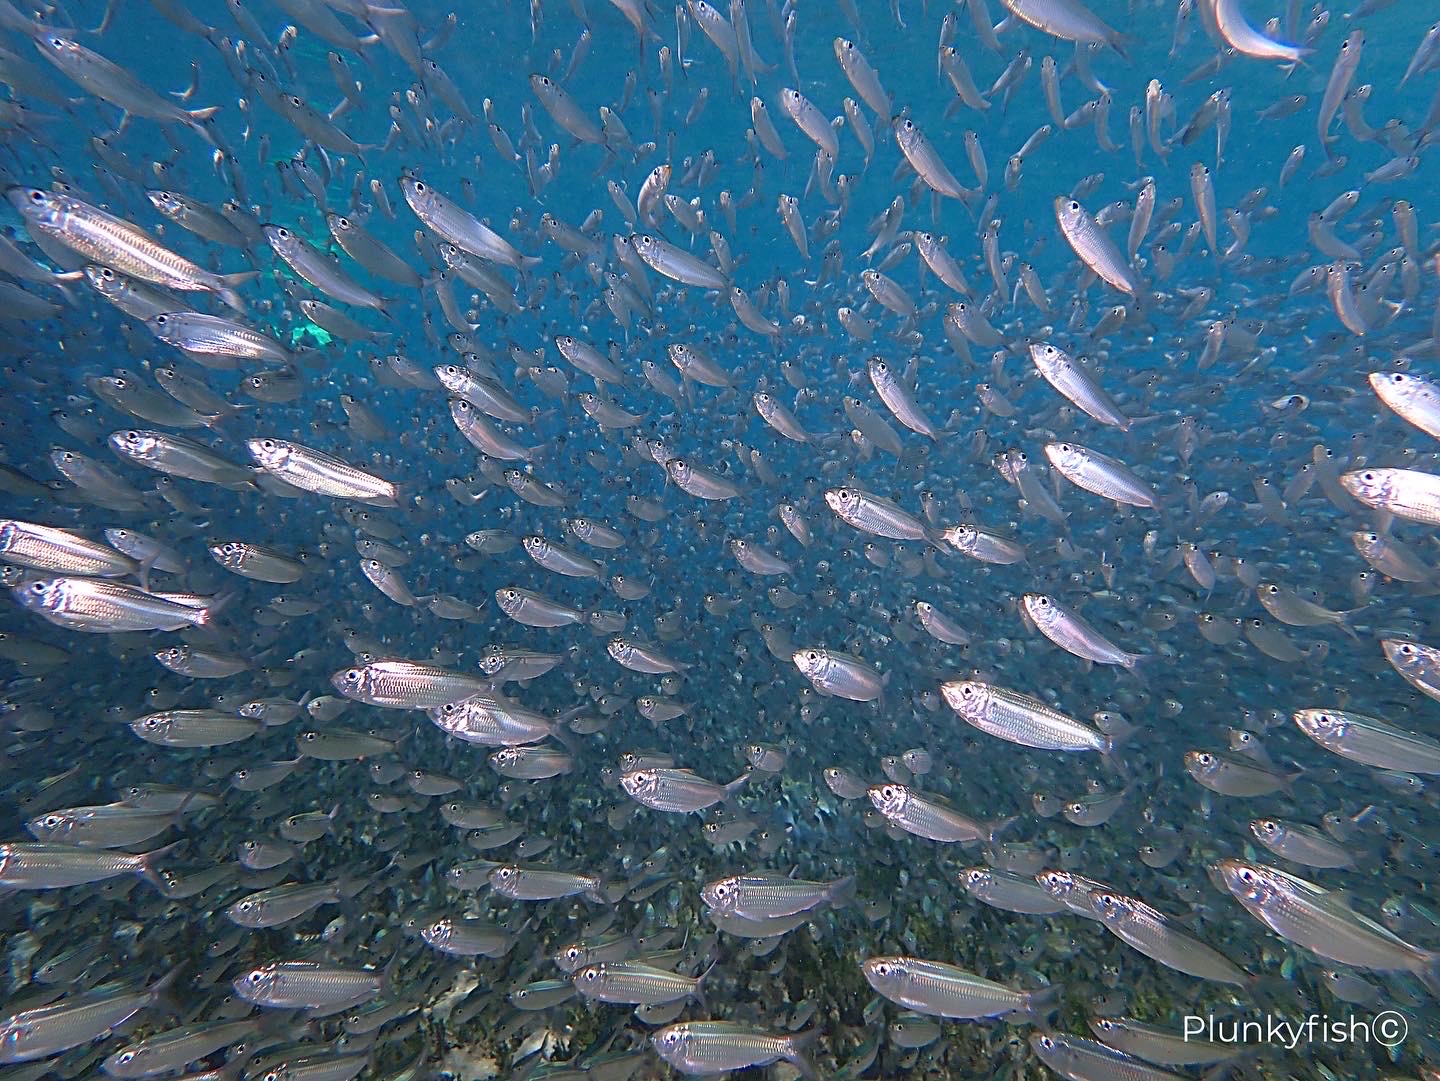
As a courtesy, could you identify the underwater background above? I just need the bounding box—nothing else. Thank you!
[2,0,1440,1078]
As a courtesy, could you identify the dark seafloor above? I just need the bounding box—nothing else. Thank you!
[2,0,1440,1079]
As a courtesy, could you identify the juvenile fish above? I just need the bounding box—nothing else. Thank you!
[332,660,488,710]
[14,577,223,632]
[621,767,750,813]
[868,783,1010,844]
[1023,593,1148,672]
[862,957,1057,1021]
[942,680,1113,753]
[246,438,399,507]
[652,1021,817,1080]
[793,647,884,702]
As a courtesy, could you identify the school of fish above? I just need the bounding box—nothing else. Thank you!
[2,0,1440,1079]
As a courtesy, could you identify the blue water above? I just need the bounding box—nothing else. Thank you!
[2,0,1440,1078]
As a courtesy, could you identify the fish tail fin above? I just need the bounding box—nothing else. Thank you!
[985,815,1019,846]
[1124,652,1157,685]
[827,874,858,908]
[783,1027,821,1081]
[139,839,184,892]
[148,961,189,1018]
[195,588,239,626]
[1283,767,1306,795]
[722,770,753,801]
[547,717,581,756]
[1419,954,1440,998]
[185,107,222,146]
[692,958,718,1011]
[216,270,259,312]
[1023,983,1063,1026]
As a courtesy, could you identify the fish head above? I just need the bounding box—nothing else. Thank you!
[7,185,64,226]
[331,665,372,700]
[1088,890,1127,923]
[867,782,908,816]
[700,875,739,911]
[651,1024,689,1062]
[574,965,605,992]
[246,438,294,472]
[1250,818,1284,847]
[1183,749,1219,780]
[228,894,266,926]
[488,864,520,890]
[262,224,298,254]
[1055,197,1087,230]
[399,177,437,213]
[940,679,987,718]
[25,809,68,841]
[13,577,67,616]
[109,429,159,462]
[1339,469,1389,504]
[1381,638,1424,669]
[860,956,907,993]
[1292,708,1344,745]
[792,647,829,682]
[1035,869,1078,900]
[664,459,690,486]
[621,768,658,801]
[1044,442,1080,472]
[1212,858,1279,908]
[1022,594,1057,624]
[232,964,278,1002]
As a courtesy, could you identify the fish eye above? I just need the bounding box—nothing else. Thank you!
[1068,201,1080,211]
[154,314,168,325]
